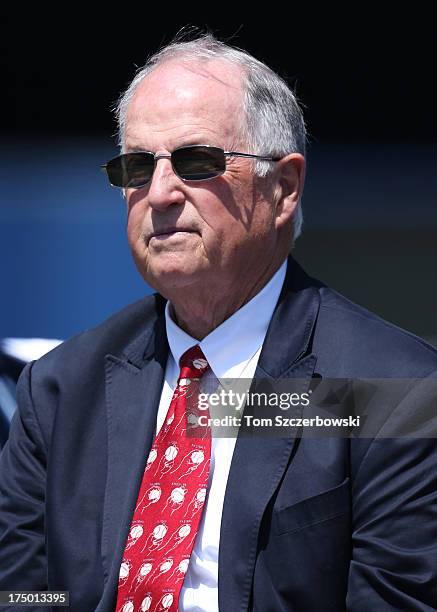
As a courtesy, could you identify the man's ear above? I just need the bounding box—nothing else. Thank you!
[273,153,306,229]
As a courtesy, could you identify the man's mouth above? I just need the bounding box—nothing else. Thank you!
[148,228,196,242]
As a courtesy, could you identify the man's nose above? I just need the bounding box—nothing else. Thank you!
[146,157,185,210]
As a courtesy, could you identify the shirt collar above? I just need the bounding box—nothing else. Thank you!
[165,260,287,379]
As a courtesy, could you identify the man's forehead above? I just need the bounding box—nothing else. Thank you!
[127,59,244,117]
[124,59,245,148]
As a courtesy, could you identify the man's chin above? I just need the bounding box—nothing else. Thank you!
[139,257,208,293]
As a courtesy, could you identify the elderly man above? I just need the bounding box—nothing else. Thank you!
[1,34,437,612]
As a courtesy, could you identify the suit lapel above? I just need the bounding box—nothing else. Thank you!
[97,298,169,611]
[218,257,321,612]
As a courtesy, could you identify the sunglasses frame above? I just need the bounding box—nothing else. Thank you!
[101,144,282,189]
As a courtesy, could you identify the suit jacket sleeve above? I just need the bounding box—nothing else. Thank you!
[0,361,48,593]
[347,373,437,610]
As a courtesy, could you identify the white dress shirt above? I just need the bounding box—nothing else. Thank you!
[157,260,287,611]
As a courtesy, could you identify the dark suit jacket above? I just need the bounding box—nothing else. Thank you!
[1,257,437,611]
[0,350,26,450]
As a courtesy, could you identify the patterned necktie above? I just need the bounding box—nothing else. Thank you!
[115,345,211,612]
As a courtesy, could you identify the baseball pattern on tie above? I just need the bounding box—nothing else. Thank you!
[116,345,211,612]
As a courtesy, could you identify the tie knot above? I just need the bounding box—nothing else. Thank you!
[179,345,209,379]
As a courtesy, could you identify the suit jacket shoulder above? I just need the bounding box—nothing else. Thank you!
[16,293,168,452]
[312,282,437,378]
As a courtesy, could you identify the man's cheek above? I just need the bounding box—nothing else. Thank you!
[127,212,145,245]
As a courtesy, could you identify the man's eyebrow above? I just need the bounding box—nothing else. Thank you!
[125,145,151,153]
[124,141,216,154]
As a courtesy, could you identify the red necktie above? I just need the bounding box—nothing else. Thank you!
[115,345,211,612]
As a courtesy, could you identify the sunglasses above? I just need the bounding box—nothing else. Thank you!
[101,145,281,189]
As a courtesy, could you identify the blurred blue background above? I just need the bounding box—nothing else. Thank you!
[0,140,150,339]
[1,140,436,344]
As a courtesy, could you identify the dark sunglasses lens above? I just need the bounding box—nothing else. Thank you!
[173,146,225,180]
[106,153,154,188]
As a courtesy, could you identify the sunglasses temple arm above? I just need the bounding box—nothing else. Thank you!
[225,152,281,161]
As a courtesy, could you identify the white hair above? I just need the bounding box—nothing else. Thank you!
[113,33,307,241]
